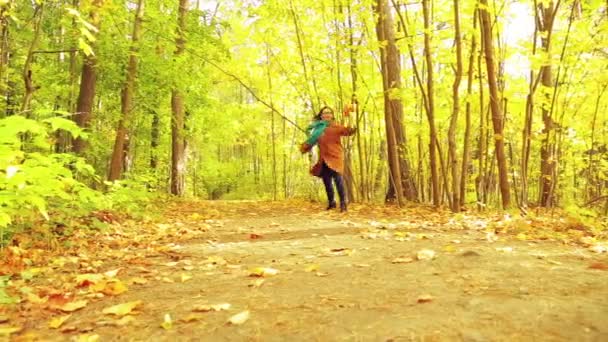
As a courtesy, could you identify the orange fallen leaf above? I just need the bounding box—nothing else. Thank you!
[588,262,608,271]
[101,280,128,295]
[0,326,22,336]
[417,294,434,303]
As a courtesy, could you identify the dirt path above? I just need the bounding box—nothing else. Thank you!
[6,201,608,341]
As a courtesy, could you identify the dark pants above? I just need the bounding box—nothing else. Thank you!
[321,162,345,206]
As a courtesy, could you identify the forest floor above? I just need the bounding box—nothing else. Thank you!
[1,199,608,341]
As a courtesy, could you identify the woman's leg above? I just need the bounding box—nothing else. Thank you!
[321,162,336,209]
[333,172,347,211]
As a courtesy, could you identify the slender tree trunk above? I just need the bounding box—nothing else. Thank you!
[375,0,403,206]
[108,0,144,181]
[422,0,439,206]
[266,44,277,201]
[170,0,188,196]
[21,4,44,114]
[460,8,477,207]
[73,0,103,154]
[479,0,511,209]
[538,0,560,207]
[448,0,463,212]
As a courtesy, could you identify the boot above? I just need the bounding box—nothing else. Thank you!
[340,202,347,212]
[326,202,337,210]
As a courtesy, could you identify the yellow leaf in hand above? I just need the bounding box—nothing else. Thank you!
[58,300,88,312]
[102,300,142,316]
[49,314,71,329]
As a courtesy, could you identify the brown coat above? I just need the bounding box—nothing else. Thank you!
[314,123,355,175]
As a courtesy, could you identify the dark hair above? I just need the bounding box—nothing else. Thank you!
[315,106,333,120]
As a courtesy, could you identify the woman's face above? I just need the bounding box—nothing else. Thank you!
[321,108,334,121]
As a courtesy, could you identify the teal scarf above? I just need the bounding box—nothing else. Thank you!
[305,120,329,146]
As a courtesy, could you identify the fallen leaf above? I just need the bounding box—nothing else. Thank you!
[248,279,265,288]
[227,310,250,325]
[416,249,436,260]
[181,274,192,282]
[76,274,104,287]
[417,294,434,303]
[495,247,514,253]
[180,314,203,323]
[114,315,135,326]
[588,262,608,271]
[391,257,414,264]
[58,300,88,312]
[0,315,8,323]
[49,314,72,329]
[316,272,329,277]
[102,280,128,295]
[27,292,48,304]
[0,326,22,336]
[160,313,172,330]
[183,266,195,271]
[102,300,143,316]
[589,244,607,254]
[192,303,231,312]
[305,264,319,272]
[74,334,99,342]
[249,267,279,277]
[104,268,122,278]
[249,233,263,239]
[516,233,527,241]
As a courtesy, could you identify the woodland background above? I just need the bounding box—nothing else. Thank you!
[1,0,608,242]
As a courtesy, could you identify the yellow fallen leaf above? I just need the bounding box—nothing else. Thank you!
[249,267,279,277]
[74,334,99,342]
[516,233,527,241]
[416,249,436,260]
[27,292,48,304]
[58,300,88,312]
[192,303,231,312]
[391,257,414,264]
[227,310,249,325]
[104,268,122,278]
[160,313,172,330]
[180,314,202,323]
[0,326,22,336]
[443,245,456,253]
[305,264,319,272]
[102,280,128,295]
[248,279,265,288]
[114,315,135,326]
[76,274,104,286]
[49,314,72,329]
[181,274,192,282]
[102,300,143,316]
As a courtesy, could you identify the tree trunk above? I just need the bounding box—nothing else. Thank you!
[422,0,439,206]
[448,0,463,212]
[460,8,477,207]
[479,0,511,209]
[170,0,188,196]
[108,0,143,181]
[73,0,102,154]
[538,1,559,207]
[21,4,44,114]
[375,0,403,206]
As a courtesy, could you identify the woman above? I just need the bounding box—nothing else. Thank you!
[301,106,356,212]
